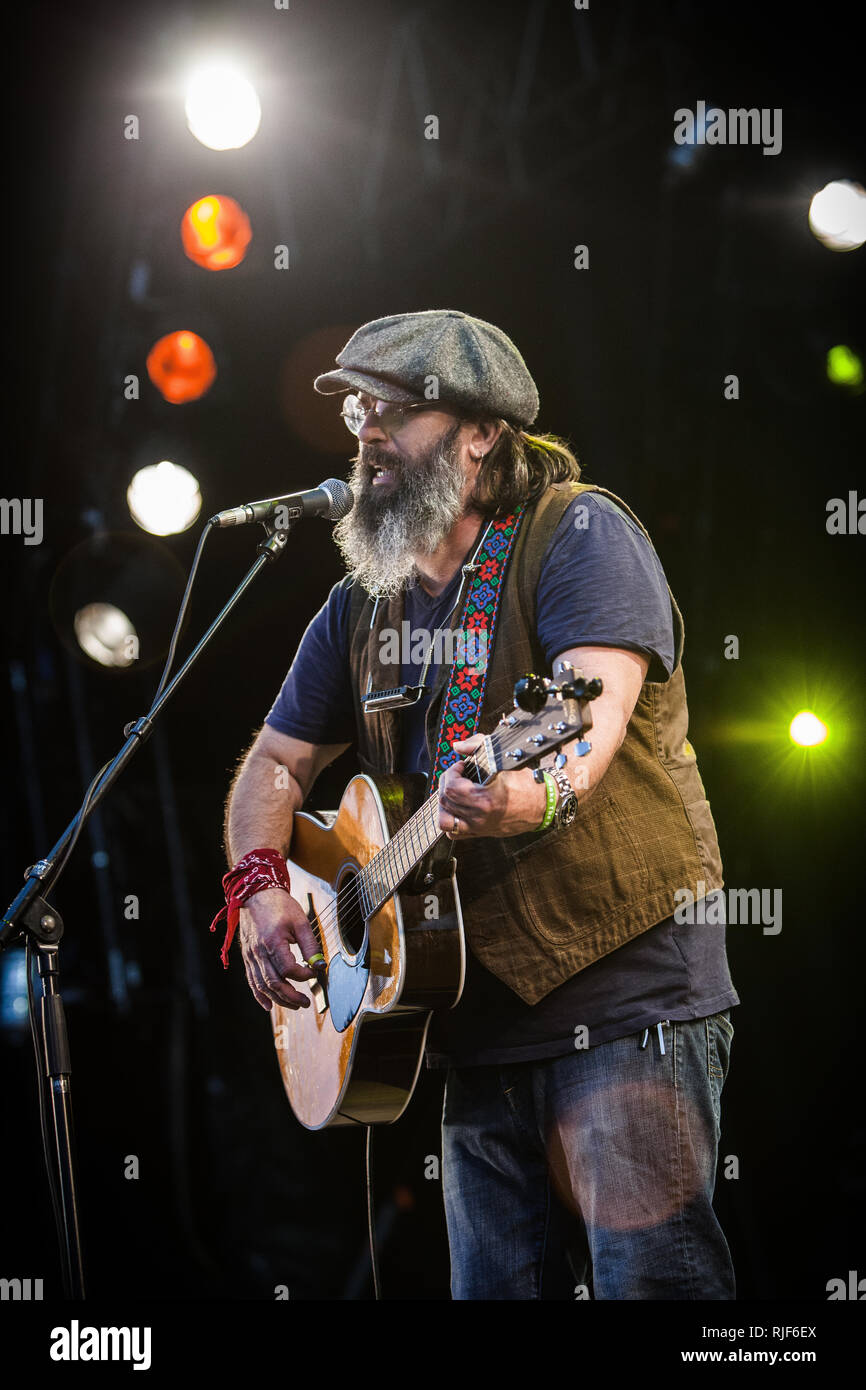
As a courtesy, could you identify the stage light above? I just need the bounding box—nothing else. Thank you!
[789,711,828,747]
[127,461,202,536]
[146,330,217,404]
[184,61,261,150]
[181,195,252,271]
[808,180,866,251]
[826,344,863,387]
[50,533,186,672]
[74,603,138,668]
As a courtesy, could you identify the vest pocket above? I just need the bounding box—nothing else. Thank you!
[501,790,650,944]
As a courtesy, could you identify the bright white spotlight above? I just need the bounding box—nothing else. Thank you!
[184,61,261,150]
[808,180,866,251]
[127,461,202,536]
[74,604,138,668]
[789,711,828,747]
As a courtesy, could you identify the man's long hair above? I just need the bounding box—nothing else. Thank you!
[466,420,582,516]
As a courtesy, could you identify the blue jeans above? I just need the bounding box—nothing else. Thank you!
[441,1011,736,1299]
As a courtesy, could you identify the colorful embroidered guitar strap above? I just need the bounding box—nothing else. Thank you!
[429,506,526,789]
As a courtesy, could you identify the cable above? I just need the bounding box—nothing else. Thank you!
[365,1124,382,1300]
[46,757,113,886]
[152,518,216,702]
[26,936,67,1289]
[30,519,217,899]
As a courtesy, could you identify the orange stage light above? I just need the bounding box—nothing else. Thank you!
[181,195,252,270]
[146,330,217,404]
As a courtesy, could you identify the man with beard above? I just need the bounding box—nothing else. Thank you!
[218,309,738,1300]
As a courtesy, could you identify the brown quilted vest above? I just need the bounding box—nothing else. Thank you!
[348,480,724,1005]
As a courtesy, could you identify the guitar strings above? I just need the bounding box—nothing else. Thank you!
[300,713,573,957]
[295,708,579,961]
[299,745,494,958]
[301,771,483,958]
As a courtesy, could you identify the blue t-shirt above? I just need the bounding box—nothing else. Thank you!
[265,493,738,1066]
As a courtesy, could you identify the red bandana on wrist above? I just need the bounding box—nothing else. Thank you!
[209,848,291,968]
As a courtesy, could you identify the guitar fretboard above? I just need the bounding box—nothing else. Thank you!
[349,687,587,919]
[355,757,486,916]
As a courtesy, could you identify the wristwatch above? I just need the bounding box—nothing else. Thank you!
[550,765,578,828]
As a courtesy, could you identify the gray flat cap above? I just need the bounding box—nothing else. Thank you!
[313,308,539,427]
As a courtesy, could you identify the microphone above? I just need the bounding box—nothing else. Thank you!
[210,478,353,528]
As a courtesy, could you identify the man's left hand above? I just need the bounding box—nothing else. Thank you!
[436,736,547,840]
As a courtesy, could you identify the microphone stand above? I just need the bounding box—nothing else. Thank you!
[0,518,295,1298]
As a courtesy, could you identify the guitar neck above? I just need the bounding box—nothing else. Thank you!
[356,758,485,917]
[353,673,595,918]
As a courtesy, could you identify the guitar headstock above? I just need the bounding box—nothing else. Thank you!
[471,668,603,779]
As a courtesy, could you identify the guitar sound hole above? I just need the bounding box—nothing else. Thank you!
[335,865,366,956]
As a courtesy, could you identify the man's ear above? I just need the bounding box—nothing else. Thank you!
[485,418,504,450]
[468,416,503,456]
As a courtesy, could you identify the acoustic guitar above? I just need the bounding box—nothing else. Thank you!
[270,670,601,1129]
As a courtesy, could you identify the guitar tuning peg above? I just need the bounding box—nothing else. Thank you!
[554,751,567,769]
[513,673,548,714]
[576,740,592,757]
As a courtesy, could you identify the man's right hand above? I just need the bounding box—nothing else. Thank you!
[239,886,322,1011]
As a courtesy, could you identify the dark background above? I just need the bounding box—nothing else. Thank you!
[1,0,863,1302]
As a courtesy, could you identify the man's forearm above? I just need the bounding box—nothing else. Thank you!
[551,645,647,805]
[223,748,305,865]
[438,647,647,839]
[494,705,626,827]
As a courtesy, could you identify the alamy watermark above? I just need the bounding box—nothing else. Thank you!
[378,622,488,671]
[0,498,43,545]
[674,882,782,935]
[826,491,864,535]
[826,1270,865,1300]
[49,1321,151,1370]
[673,102,782,157]
[1,1276,43,1300]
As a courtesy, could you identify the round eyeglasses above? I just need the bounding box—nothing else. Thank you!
[340,392,440,437]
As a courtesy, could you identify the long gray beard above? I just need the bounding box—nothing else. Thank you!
[332,422,466,596]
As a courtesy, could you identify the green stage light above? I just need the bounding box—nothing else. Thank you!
[789,711,828,747]
[827,344,863,387]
